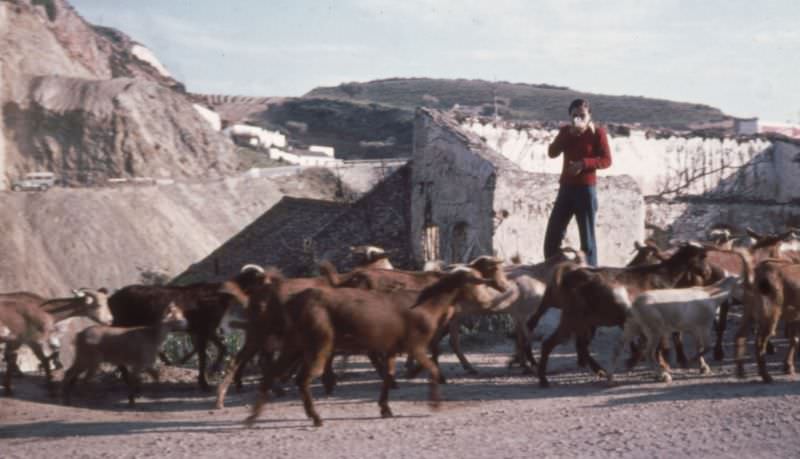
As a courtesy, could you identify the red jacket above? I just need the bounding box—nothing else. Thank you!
[548,125,612,186]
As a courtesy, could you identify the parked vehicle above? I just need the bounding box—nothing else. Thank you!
[11,172,57,191]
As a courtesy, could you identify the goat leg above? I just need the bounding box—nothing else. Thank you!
[672,332,689,369]
[576,333,606,379]
[448,319,477,375]
[191,333,211,392]
[321,354,337,395]
[3,345,22,395]
[209,333,228,374]
[713,299,730,361]
[783,323,798,375]
[407,326,448,384]
[385,355,398,389]
[29,342,55,396]
[126,367,142,406]
[755,329,774,383]
[538,324,571,388]
[3,349,14,396]
[216,340,258,408]
[514,320,537,374]
[733,308,753,378]
[378,364,394,418]
[4,347,24,378]
[297,363,323,427]
[245,347,302,427]
[409,346,441,411]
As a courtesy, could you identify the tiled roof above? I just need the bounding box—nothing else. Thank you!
[174,196,348,283]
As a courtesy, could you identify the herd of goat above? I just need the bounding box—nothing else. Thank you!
[1,225,799,427]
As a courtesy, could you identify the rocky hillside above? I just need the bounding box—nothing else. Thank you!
[305,78,730,130]
[0,0,238,187]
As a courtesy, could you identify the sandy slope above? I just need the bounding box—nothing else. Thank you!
[0,168,347,296]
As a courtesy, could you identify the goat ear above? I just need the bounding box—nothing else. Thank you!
[72,289,86,298]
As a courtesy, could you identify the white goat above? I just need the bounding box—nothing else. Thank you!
[610,275,741,383]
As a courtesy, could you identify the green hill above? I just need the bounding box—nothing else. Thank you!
[304,77,728,129]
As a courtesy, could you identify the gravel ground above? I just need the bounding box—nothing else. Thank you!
[2,333,799,459]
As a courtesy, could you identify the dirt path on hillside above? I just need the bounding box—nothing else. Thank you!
[2,334,799,459]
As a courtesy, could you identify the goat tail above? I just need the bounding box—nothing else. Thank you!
[318,260,341,287]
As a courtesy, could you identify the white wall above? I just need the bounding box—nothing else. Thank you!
[227,124,287,149]
[268,148,343,166]
[309,145,335,157]
[462,120,799,202]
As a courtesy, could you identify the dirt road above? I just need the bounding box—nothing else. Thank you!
[2,337,799,459]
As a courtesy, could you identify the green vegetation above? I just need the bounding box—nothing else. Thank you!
[257,98,415,160]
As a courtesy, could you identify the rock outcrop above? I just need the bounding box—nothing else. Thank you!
[0,0,237,187]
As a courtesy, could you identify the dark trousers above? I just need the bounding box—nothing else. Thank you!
[543,184,598,266]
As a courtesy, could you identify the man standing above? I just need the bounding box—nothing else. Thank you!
[543,98,612,266]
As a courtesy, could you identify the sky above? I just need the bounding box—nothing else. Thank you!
[71,0,800,122]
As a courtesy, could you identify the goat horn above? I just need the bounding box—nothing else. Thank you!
[240,264,265,274]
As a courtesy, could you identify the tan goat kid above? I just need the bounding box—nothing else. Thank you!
[610,274,742,383]
[62,303,187,406]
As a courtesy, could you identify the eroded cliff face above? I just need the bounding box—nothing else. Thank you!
[0,0,236,187]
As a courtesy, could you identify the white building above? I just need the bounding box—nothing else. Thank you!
[735,117,800,139]
[268,147,343,167]
[225,124,287,149]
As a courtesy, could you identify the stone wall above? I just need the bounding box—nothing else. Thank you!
[411,109,502,265]
[646,201,800,244]
[463,120,800,203]
[494,171,644,266]
[413,109,645,267]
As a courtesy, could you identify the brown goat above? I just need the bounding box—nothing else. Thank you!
[62,303,187,406]
[215,257,504,408]
[534,243,712,388]
[244,265,506,427]
[322,256,514,379]
[734,259,800,382]
[215,266,394,408]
